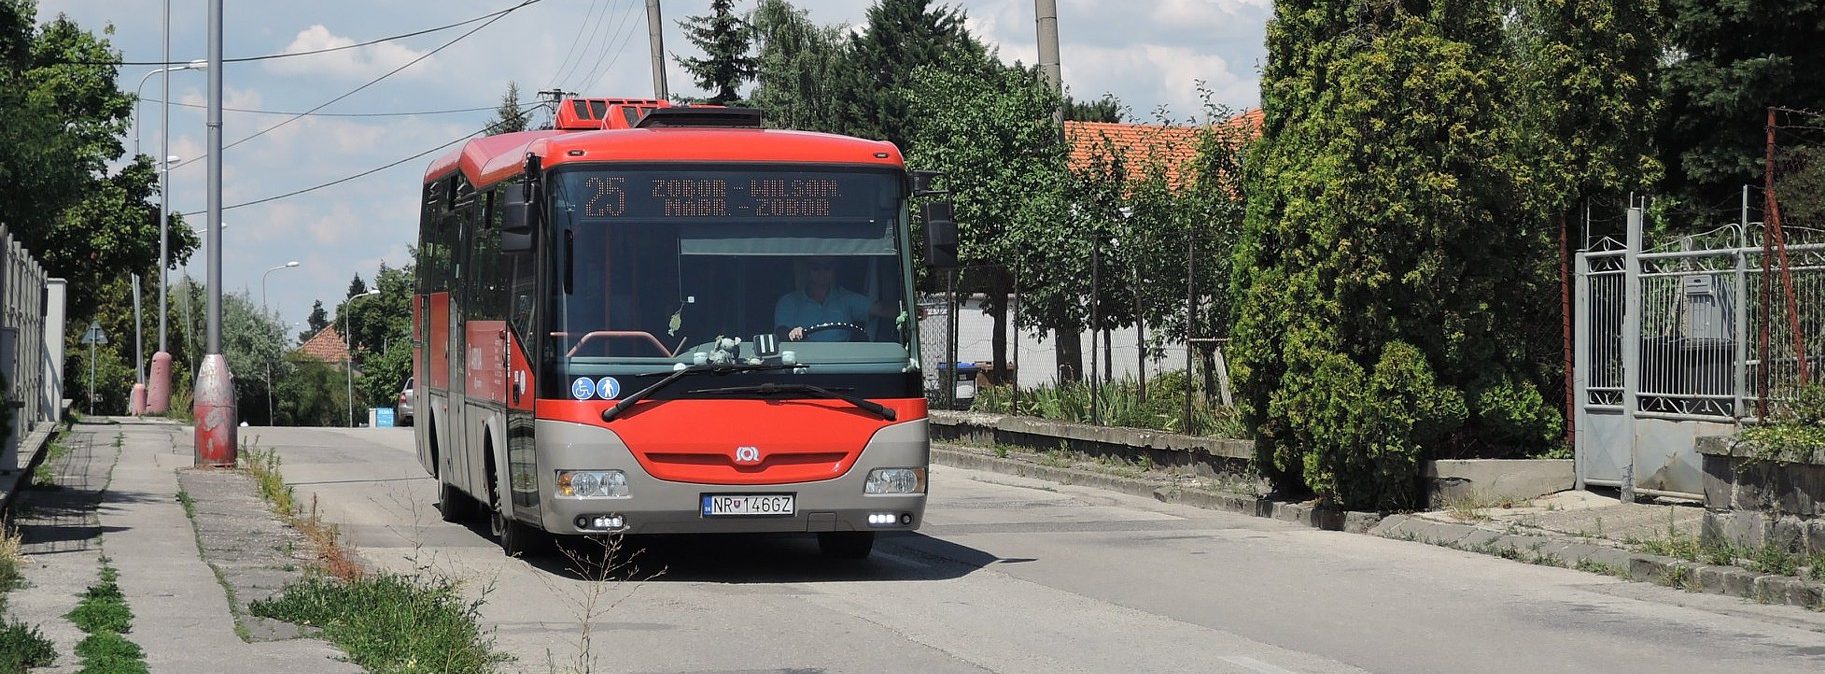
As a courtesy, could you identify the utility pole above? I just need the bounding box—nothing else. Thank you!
[194,0,236,467]
[1036,0,1063,127]
[646,0,669,100]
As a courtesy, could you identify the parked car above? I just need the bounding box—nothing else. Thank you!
[396,377,415,427]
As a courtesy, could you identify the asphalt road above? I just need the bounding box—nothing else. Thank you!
[252,425,1825,674]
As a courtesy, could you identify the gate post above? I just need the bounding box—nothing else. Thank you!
[1621,205,1643,503]
[1735,186,1750,420]
[1574,251,1590,491]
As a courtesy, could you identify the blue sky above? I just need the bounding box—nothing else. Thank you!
[37,0,1268,337]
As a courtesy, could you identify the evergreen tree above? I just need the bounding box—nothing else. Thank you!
[843,0,991,153]
[1064,93,1122,123]
[1232,0,1553,510]
[345,274,368,299]
[487,81,527,134]
[300,300,329,342]
[750,0,850,131]
[677,0,757,105]
[1658,0,1825,218]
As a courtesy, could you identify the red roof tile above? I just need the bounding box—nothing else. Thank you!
[1064,108,1261,190]
[297,326,349,363]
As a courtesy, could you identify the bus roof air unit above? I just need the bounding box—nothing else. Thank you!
[634,107,764,129]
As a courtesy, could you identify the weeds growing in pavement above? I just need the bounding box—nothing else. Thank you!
[0,527,55,673]
[252,573,506,674]
[539,536,665,674]
[176,490,196,519]
[33,439,70,487]
[241,440,507,673]
[66,562,146,674]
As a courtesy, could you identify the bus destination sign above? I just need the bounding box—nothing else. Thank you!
[578,172,885,220]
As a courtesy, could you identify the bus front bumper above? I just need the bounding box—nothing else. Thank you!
[529,418,929,536]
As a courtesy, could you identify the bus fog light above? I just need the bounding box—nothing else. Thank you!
[864,468,925,495]
[868,513,897,526]
[557,470,630,498]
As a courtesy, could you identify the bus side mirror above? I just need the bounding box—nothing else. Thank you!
[922,200,958,269]
[501,182,536,253]
[912,170,943,197]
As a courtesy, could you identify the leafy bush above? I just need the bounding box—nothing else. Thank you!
[0,620,55,673]
[1738,384,1825,462]
[971,370,1243,438]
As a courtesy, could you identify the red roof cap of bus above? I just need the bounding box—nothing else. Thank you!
[426,126,904,187]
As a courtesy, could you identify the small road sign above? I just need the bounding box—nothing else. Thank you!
[81,321,108,345]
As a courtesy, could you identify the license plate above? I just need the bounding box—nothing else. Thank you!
[701,494,795,517]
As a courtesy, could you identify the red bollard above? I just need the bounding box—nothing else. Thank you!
[192,354,238,467]
[147,351,172,414]
[129,383,147,416]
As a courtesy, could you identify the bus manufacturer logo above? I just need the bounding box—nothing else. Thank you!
[734,446,762,466]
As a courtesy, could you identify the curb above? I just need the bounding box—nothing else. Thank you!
[931,445,1383,534]
[1,423,61,519]
[1368,514,1825,611]
[933,444,1825,611]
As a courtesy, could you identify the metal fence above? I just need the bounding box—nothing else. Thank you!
[0,225,55,468]
[1573,198,1825,499]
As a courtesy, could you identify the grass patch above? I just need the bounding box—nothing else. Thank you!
[0,526,54,673]
[1574,558,1626,578]
[970,370,1245,438]
[175,490,196,519]
[251,574,506,674]
[33,439,71,487]
[65,562,144,674]
[1439,491,1525,522]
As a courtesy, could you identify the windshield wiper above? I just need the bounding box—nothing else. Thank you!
[685,383,897,421]
[600,362,802,422]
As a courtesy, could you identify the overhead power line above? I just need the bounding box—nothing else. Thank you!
[168,0,537,172]
[59,0,545,67]
[137,98,498,118]
[548,0,607,88]
[178,102,545,217]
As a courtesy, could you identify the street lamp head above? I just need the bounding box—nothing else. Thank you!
[186,59,208,71]
[284,260,300,268]
[164,155,181,164]
[362,289,381,297]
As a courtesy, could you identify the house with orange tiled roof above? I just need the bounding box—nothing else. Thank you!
[296,325,350,364]
[1063,108,1262,189]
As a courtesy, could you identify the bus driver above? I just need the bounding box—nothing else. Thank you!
[775,256,893,342]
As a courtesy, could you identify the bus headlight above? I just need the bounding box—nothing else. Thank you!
[557,470,630,498]
[864,468,925,495]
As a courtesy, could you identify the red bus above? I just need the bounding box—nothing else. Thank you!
[413,98,950,559]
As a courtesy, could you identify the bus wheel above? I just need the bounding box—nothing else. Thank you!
[816,531,875,559]
[438,479,474,523]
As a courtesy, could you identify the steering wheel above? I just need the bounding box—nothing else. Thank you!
[802,322,868,341]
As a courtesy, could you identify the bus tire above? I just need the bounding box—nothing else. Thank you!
[817,531,874,559]
[438,479,474,523]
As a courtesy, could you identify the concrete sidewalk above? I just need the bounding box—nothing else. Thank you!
[6,417,356,674]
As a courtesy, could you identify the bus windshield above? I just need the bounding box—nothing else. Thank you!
[546,166,916,381]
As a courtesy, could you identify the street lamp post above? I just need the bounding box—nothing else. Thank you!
[146,154,181,414]
[138,50,205,417]
[262,261,300,426]
[345,290,382,428]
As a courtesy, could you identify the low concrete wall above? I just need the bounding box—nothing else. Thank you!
[928,411,1252,477]
[1698,434,1825,552]
[1424,459,1574,508]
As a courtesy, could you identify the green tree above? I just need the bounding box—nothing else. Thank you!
[677,0,758,105]
[1509,0,1662,445]
[1658,0,1825,218]
[843,0,991,153]
[1232,0,1553,510]
[275,355,351,427]
[0,7,199,317]
[299,300,329,343]
[486,80,527,134]
[345,274,368,298]
[749,0,850,131]
[908,62,1071,384]
[1064,93,1122,123]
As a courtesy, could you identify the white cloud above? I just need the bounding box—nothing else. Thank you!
[263,25,432,80]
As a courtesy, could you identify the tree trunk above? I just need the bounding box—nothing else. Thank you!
[1055,330,1083,382]
[1103,328,1113,382]
[987,269,1010,386]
